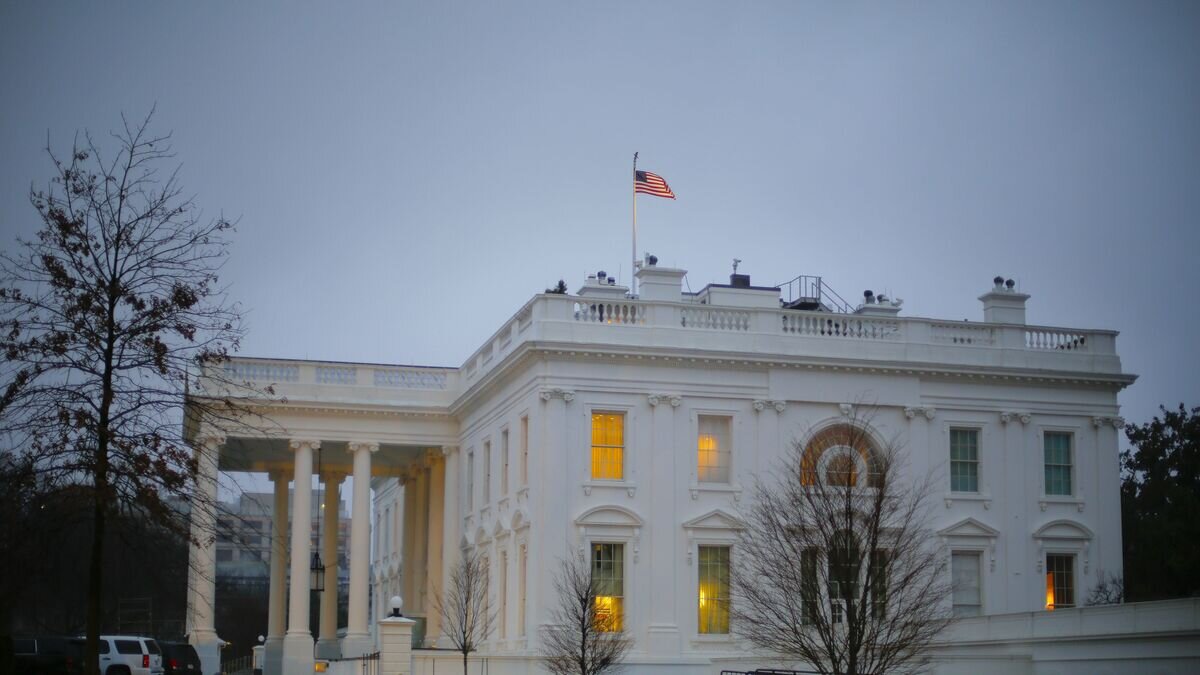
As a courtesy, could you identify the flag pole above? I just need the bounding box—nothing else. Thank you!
[632,151,638,296]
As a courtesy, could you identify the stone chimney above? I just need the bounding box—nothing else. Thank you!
[979,276,1030,324]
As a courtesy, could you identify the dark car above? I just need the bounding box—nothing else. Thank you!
[12,636,85,674]
[157,642,200,675]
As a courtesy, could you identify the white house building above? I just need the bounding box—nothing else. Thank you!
[186,260,1199,675]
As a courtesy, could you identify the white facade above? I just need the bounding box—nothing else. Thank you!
[186,261,1181,675]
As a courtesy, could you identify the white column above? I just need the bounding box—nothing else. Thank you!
[283,439,319,674]
[264,470,289,675]
[188,430,224,675]
[342,441,378,657]
[412,465,429,615]
[424,454,446,646]
[435,446,460,648]
[317,472,345,658]
[401,471,417,610]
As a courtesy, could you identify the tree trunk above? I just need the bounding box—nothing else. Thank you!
[85,481,105,675]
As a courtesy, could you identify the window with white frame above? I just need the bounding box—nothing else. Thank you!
[520,415,529,487]
[1045,553,1075,609]
[484,440,492,503]
[949,428,980,493]
[697,415,732,484]
[501,429,510,496]
[1044,432,1073,496]
[499,550,508,638]
[697,545,731,634]
[951,551,982,617]
[518,544,527,637]
[591,413,625,480]
[591,542,624,631]
[466,450,475,510]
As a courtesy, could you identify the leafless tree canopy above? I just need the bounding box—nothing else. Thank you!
[732,416,951,675]
[431,550,496,675]
[540,551,633,675]
[0,111,267,674]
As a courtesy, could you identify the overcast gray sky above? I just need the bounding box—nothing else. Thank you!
[3,1,1198,436]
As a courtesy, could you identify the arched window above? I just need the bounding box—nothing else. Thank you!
[800,424,882,487]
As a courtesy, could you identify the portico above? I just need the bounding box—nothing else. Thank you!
[185,361,459,675]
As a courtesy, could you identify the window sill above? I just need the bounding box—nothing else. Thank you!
[1039,495,1085,512]
[582,480,637,497]
[943,492,992,510]
[690,634,735,645]
[689,483,743,502]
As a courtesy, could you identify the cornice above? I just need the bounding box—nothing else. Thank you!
[241,401,454,420]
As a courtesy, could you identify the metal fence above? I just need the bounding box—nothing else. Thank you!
[328,651,380,675]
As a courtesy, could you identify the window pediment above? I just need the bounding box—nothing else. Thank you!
[681,509,744,534]
[575,504,644,528]
[1033,519,1093,541]
[938,517,1000,540]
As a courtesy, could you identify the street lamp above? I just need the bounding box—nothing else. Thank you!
[390,595,404,618]
[310,551,325,593]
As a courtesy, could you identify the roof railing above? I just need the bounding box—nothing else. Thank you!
[776,274,854,314]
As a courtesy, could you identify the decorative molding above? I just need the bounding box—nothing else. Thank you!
[1091,416,1125,429]
[289,438,321,453]
[904,406,937,420]
[839,403,854,417]
[647,394,682,408]
[999,412,1032,425]
[441,445,460,457]
[539,388,575,403]
[347,441,380,455]
[752,399,787,414]
[195,428,227,447]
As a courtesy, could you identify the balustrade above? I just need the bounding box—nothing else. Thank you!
[681,307,750,331]
[1026,328,1090,351]
[573,301,644,325]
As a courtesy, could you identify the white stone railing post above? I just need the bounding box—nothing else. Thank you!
[379,616,415,675]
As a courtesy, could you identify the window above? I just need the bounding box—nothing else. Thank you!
[825,451,857,487]
[697,416,732,483]
[115,640,141,655]
[591,543,624,631]
[951,552,982,617]
[466,451,475,510]
[217,548,233,562]
[518,544,528,637]
[870,550,889,619]
[800,548,819,624]
[499,551,509,638]
[484,441,492,503]
[591,413,624,480]
[949,428,980,493]
[801,424,881,487]
[698,546,731,634]
[501,430,510,496]
[828,532,860,624]
[1045,554,1075,609]
[1044,432,1073,496]
[520,415,529,486]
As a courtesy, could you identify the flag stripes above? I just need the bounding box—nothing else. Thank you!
[635,170,676,199]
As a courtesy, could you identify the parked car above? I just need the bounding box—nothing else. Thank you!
[92,635,164,675]
[11,636,85,674]
[157,641,200,675]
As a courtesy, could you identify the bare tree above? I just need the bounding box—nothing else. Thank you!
[540,551,633,675]
[0,110,265,675]
[431,550,496,675]
[732,415,950,675]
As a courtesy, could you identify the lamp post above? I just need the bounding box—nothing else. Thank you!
[310,551,325,593]
[390,595,404,618]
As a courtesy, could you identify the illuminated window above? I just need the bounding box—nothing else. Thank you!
[591,413,624,480]
[697,546,731,634]
[1044,432,1073,496]
[1045,554,1074,610]
[697,416,732,483]
[951,552,981,617]
[950,428,980,493]
[801,425,880,488]
[591,543,624,631]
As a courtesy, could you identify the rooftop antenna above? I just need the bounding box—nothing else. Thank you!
[732,258,742,275]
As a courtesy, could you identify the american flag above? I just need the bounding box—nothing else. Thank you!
[635,170,675,199]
